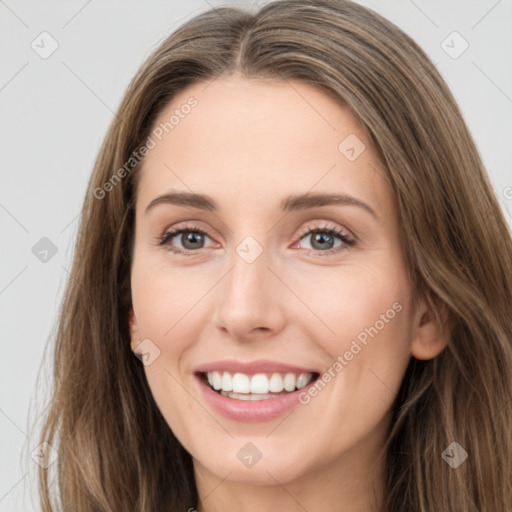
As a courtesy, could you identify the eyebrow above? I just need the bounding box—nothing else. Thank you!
[145,191,378,220]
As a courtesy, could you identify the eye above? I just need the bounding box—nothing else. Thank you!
[157,223,217,255]
[293,222,355,255]
[157,221,356,256]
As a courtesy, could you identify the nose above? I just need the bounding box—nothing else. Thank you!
[211,241,286,342]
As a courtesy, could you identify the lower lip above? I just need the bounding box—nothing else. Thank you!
[195,374,318,422]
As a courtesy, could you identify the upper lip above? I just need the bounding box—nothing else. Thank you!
[195,359,319,375]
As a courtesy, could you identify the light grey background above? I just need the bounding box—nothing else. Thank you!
[1,0,511,510]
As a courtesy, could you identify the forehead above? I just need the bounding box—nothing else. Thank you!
[135,74,391,218]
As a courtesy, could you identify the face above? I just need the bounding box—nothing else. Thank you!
[128,74,447,489]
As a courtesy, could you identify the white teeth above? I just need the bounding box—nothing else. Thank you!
[269,373,284,393]
[205,371,315,395]
[296,373,311,389]
[283,373,296,392]
[220,390,289,400]
[232,373,251,393]
[212,371,222,390]
[221,372,232,391]
[250,373,269,394]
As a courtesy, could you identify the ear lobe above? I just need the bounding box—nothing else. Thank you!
[411,293,452,360]
[128,308,141,353]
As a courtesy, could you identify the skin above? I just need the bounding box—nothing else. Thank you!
[128,73,450,512]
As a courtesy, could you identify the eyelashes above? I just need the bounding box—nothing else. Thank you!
[293,223,356,255]
[157,221,356,257]
[158,224,216,255]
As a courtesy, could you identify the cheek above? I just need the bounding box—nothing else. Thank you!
[287,268,412,459]
[293,260,412,399]
[130,260,209,349]
[293,260,409,343]
[130,263,204,436]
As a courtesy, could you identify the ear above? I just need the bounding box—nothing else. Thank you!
[128,308,141,354]
[411,292,452,360]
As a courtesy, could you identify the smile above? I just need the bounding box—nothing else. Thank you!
[203,371,318,400]
[193,360,321,421]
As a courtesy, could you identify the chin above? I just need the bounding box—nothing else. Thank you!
[194,448,309,486]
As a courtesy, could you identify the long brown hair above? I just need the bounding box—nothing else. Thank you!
[33,0,512,510]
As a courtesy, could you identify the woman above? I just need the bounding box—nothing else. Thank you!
[36,0,512,510]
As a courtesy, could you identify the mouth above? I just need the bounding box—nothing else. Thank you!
[197,370,321,401]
